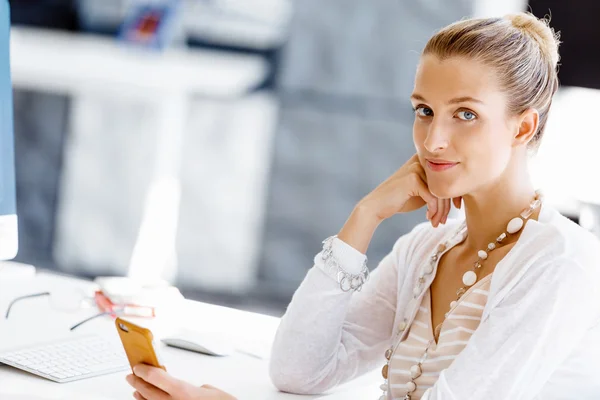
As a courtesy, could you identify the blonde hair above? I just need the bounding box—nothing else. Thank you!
[423,12,561,149]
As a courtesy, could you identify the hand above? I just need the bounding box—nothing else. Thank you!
[358,153,461,227]
[126,364,237,400]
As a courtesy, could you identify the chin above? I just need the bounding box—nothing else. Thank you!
[427,179,465,200]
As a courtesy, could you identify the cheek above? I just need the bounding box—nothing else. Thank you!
[412,120,427,150]
[461,123,512,171]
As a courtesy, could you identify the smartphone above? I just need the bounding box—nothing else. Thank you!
[115,317,166,372]
[0,0,19,261]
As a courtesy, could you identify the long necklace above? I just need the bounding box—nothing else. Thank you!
[378,191,543,400]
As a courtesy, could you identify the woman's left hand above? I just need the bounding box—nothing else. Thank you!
[126,364,237,400]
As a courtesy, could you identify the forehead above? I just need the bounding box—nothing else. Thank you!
[413,55,504,103]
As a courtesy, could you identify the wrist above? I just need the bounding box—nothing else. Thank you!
[337,205,381,254]
[315,238,369,292]
[353,202,384,226]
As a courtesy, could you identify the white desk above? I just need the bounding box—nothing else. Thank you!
[0,268,381,399]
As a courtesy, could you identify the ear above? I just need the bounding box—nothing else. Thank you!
[513,108,539,147]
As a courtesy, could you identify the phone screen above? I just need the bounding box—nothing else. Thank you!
[0,1,18,261]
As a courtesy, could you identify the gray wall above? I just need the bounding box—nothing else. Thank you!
[10,1,478,308]
[258,0,475,296]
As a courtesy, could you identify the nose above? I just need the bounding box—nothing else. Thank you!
[423,119,449,153]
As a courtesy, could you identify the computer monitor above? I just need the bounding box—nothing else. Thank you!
[0,0,18,260]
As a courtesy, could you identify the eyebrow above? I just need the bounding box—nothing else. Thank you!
[410,93,484,105]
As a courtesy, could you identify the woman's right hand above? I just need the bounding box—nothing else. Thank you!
[338,154,460,253]
[359,153,457,224]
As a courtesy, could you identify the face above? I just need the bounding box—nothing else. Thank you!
[411,55,519,200]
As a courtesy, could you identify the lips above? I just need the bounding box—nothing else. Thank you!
[426,159,459,172]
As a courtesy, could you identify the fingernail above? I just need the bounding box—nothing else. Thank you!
[126,374,133,383]
[133,366,140,376]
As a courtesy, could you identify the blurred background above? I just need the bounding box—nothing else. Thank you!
[8,0,600,317]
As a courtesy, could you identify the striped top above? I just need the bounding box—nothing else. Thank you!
[388,274,493,400]
[270,205,600,399]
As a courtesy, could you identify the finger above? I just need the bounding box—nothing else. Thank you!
[201,384,218,389]
[408,165,437,219]
[127,374,136,388]
[199,385,236,400]
[127,374,170,400]
[436,198,448,226]
[410,159,428,182]
[134,365,180,395]
[443,199,451,224]
[428,197,439,227]
[453,196,462,210]
[438,199,447,225]
[412,175,438,218]
[134,391,147,400]
[426,196,438,221]
[433,198,445,227]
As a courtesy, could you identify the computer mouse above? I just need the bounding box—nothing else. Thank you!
[161,329,234,357]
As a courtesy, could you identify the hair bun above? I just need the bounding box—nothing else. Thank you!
[505,12,560,68]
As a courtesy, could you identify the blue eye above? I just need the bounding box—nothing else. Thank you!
[414,106,433,117]
[457,110,476,121]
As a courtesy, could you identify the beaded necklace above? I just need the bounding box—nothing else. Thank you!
[378,192,543,400]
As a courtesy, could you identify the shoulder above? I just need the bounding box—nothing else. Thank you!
[512,206,600,311]
[488,207,600,323]
[523,206,600,277]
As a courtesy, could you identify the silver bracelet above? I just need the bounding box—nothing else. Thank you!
[321,235,370,292]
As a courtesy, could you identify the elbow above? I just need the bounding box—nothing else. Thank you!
[268,355,313,394]
[268,319,345,395]
[268,353,338,395]
[268,329,321,394]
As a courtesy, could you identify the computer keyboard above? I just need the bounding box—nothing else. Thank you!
[0,334,130,383]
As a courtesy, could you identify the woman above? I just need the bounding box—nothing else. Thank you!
[126,12,600,400]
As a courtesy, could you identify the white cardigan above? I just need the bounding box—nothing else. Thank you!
[268,204,600,399]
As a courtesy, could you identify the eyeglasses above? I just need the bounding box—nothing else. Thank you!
[4,290,155,331]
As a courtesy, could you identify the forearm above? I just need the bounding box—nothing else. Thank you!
[269,219,394,395]
[337,204,381,254]
[269,265,362,395]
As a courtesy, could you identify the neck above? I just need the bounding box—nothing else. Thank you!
[461,171,538,252]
